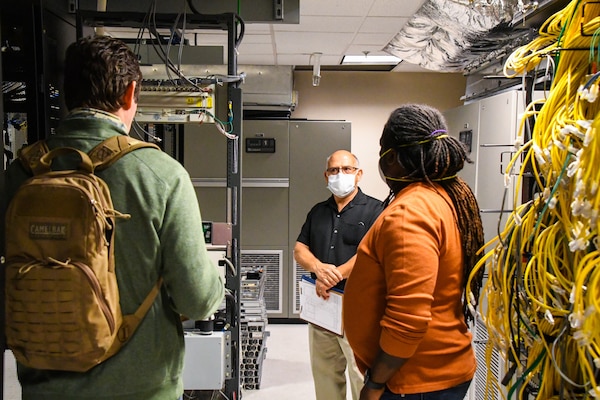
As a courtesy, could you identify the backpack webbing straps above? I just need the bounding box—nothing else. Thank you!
[88,135,160,171]
[110,278,164,356]
[18,140,50,174]
[32,146,95,176]
[18,136,160,174]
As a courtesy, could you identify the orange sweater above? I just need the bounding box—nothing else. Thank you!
[343,183,475,394]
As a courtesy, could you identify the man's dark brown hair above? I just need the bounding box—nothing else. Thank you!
[63,35,141,112]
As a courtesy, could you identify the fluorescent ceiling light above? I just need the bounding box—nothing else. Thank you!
[341,55,402,65]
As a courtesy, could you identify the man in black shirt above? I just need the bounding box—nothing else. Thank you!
[294,149,384,400]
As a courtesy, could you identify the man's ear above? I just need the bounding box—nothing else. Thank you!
[355,168,363,182]
[121,81,137,110]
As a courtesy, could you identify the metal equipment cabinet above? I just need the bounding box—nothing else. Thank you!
[184,119,351,319]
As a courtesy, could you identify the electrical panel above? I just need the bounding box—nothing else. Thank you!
[245,137,276,153]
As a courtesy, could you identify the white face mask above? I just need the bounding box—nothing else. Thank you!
[327,172,356,198]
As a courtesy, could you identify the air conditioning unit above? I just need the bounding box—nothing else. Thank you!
[241,250,283,315]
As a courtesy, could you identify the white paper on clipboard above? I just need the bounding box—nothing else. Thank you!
[298,275,344,335]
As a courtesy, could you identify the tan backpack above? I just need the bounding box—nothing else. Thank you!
[4,135,162,372]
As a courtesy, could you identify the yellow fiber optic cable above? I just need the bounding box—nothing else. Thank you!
[474,1,600,398]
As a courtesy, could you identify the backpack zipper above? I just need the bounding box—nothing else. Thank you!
[70,260,116,334]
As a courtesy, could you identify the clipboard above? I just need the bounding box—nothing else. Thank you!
[298,275,344,335]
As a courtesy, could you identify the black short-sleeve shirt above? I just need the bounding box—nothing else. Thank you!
[296,188,384,291]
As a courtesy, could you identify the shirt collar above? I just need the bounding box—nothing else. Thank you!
[65,108,128,132]
[327,187,366,209]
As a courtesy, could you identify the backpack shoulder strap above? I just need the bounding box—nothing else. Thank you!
[18,140,50,174]
[88,135,160,171]
[106,278,164,359]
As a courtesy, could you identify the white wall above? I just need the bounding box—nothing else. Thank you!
[291,70,467,201]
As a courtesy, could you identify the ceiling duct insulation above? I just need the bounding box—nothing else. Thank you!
[384,0,559,73]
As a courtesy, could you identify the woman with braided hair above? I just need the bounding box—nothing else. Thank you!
[343,104,485,400]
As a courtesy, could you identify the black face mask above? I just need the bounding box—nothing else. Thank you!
[380,148,418,202]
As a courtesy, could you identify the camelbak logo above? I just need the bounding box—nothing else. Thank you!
[29,223,68,240]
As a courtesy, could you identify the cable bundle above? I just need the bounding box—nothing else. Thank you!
[129,0,243,141]
[468,1,600,398]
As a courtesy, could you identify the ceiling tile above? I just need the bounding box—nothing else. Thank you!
[369,0,427,16]
[273,16,363,33]
[240,33,273,44]
[360,16,409,33]
[244,23,273,34]
[275,32,354,54]
[238,54,276,65]
[101,0,434,70]
[301,0,375,17]
[238,42,274,54]
[353,32,398,45]
[276,54,340,66]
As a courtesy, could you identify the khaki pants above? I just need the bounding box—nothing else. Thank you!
[308,323,364,400]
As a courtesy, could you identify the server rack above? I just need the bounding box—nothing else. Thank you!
[1,1,75,144]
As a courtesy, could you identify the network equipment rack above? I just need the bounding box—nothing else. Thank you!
[137,79,216,123]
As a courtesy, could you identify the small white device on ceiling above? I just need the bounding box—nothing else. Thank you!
[310,52,322,86]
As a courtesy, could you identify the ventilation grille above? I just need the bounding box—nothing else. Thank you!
[292,260,310,315]
[472,318,506,400]
[241,250,282,314]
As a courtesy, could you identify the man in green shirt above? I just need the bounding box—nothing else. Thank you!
[3,35,225,400]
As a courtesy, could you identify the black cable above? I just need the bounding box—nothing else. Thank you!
[234,13,245,48]
[186,0,200,15]
[133,0,154,57]
[186,1,245,49]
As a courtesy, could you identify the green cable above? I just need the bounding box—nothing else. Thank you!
[507,348,546,399]
[594,27,600,68]
[555,0,582,68]
[529,151,572,244]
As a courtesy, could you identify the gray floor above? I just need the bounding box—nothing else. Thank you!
[241,322,318,400]
[3,323,350,400]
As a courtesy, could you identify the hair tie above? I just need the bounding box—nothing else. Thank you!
[432,175,457,181]
[384,174,456,183]
[396,134,449,148]
[428,129,447,137]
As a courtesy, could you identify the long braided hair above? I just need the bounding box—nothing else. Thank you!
[381,104,485,324]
